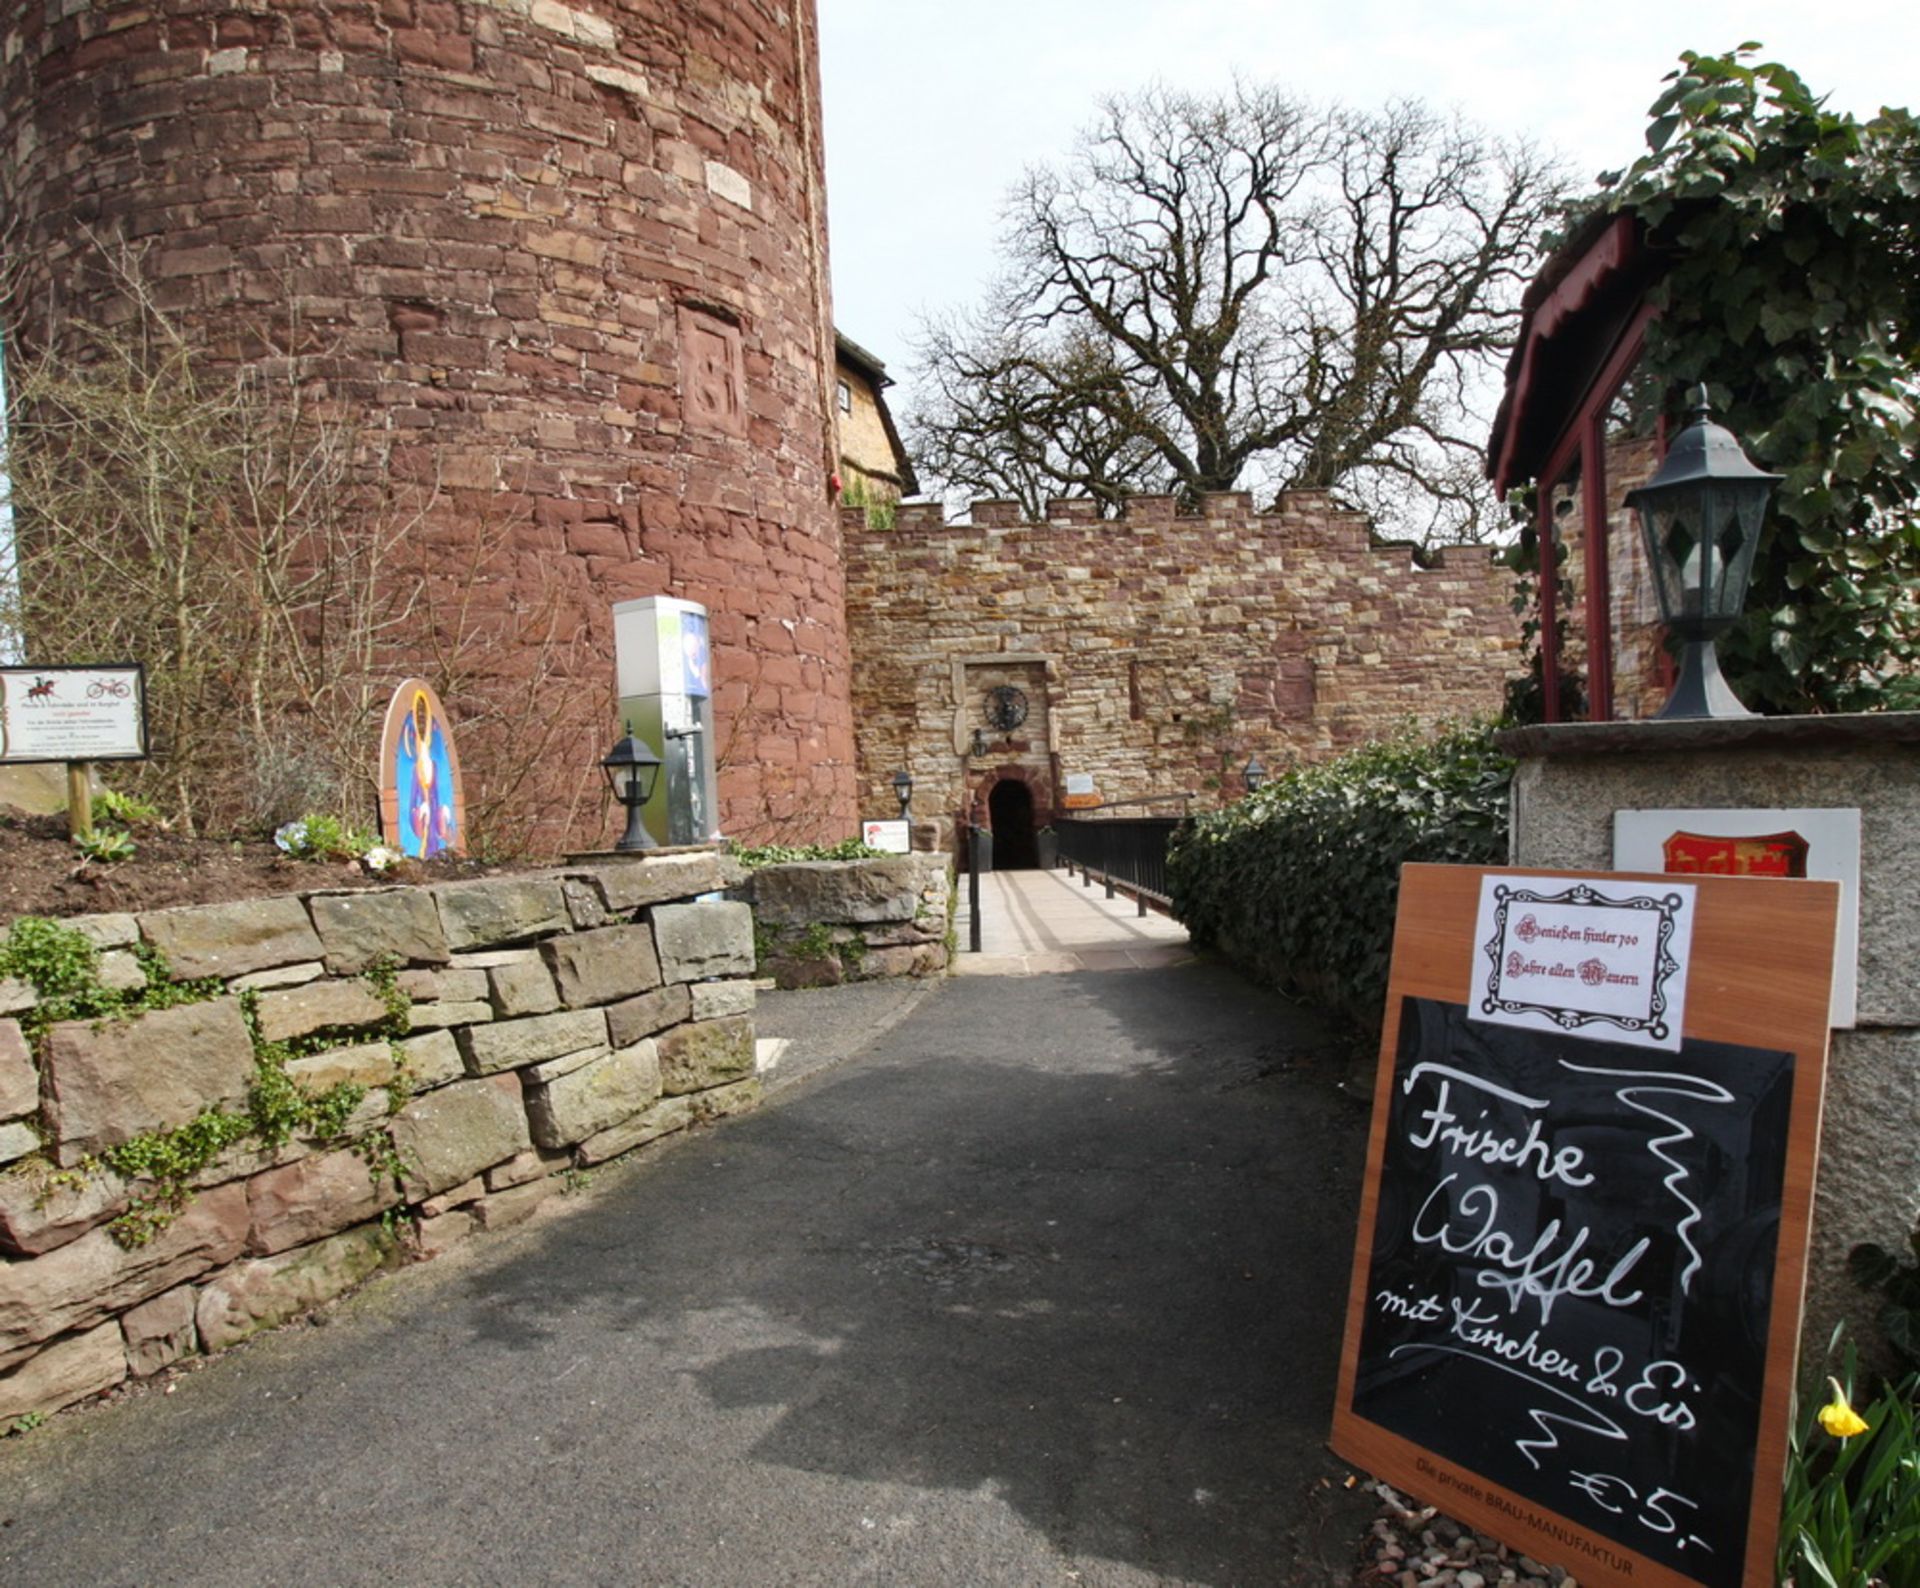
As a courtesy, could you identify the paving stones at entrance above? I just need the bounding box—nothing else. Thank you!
[954,867,1197,975]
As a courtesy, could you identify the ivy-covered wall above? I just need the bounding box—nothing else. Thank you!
[0,853,761,1423]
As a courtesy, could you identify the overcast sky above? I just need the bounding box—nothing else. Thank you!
[819,1,1920,420]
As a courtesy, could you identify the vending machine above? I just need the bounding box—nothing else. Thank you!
[612,596,720,846]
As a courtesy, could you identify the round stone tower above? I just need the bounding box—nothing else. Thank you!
[0,0,854,850]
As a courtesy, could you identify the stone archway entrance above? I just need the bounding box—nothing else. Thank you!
[988,777,1039,870]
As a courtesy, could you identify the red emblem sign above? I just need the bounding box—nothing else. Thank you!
[1661,829,1809,878]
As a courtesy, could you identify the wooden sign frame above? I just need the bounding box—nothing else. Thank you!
[1331,864,1839,1588]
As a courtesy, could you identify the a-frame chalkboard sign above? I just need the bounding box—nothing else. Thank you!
[1331,865,1839,1588]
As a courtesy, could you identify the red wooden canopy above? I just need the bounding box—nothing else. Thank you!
[1487,214,1667,720]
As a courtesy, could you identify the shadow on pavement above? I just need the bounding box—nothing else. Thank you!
[0,962,1378,1587]
[454,963,1377,1584]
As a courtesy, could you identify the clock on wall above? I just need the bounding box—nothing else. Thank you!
[984,684,1029,733]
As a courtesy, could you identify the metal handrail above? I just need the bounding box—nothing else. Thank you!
[1058,791,1194,818]
[966,820,983,953]
[1052,803,1189,916]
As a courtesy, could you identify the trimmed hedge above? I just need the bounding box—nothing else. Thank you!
[1167,722,1513,1035]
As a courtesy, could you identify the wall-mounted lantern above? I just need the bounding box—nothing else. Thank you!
[1244,755,1267,795]
[892,768,914,819]
[1622,387,1782,720]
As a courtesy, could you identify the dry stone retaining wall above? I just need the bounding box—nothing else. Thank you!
[740,856,953,989]
[0,852,760,1423]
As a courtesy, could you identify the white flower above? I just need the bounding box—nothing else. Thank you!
[362,845,403,873]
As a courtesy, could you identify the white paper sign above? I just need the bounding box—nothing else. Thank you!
[862,819,910,854]
[1469,874,1696,1052]
[1064,772,1095,796]
[0,666,147,762]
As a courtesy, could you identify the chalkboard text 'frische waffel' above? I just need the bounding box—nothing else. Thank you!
[1352,997,1793,1588]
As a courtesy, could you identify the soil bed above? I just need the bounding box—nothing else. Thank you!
[0,809,530,924]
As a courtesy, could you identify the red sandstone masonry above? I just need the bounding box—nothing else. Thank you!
[845,492,1521,849]
[0,0,855,850]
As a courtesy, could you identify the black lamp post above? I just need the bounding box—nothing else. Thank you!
[1244,755,1267,795]
[600,722,663,852]
[1622,387,1782,720]
[892,769,913,819]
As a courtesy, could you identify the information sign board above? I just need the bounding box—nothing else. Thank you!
[862,819,910,854]
[0,665,147,762]
[1331,865,1839,1588]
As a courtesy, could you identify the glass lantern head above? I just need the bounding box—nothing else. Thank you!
[1623,388,1781,637]
[600,723,662,805]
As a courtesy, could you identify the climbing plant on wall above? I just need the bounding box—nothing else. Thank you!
[1601,47,1920,712]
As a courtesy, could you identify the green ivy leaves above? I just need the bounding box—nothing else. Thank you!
[1603,48,1920,714]
[1166,722,1512,1038]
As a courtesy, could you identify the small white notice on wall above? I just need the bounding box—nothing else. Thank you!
[1613,807,1860,1029]
[862,819,910,854]
[1468,874,1696,1052]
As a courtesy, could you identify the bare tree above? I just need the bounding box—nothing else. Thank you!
[907,84,1565,539]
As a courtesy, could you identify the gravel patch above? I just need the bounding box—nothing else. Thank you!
[1356,1481,1577,1588]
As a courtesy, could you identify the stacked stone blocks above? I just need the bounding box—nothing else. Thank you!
[743,856,954,989]
[0,851,759,1421]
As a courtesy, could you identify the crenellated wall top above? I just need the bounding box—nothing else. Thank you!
[845,492,1503,574]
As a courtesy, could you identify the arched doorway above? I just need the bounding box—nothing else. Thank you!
[988,777,1038,870]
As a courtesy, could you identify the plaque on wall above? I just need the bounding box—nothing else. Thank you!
[1613,807,1860,1028]
[862,818,910,854]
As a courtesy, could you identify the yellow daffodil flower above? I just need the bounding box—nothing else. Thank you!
[1817,1378,1870,1439]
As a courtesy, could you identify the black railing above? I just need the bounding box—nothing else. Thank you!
[1053,794,1192,915]
[966,819,984,953]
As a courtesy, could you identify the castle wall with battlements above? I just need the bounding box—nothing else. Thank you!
[844,492,1522,853]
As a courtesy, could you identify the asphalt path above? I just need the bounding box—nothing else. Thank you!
[0,961,1376,1587]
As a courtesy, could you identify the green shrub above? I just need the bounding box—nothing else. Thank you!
[1167,721,1512,1035]
[94,788,163,827]
[72,827,137,863]
[272,813,374,862]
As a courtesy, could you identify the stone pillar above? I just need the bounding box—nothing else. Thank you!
[1499,713,1920,1375]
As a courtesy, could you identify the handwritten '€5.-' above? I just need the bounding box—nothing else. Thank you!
[1567,1470,1711,1553]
